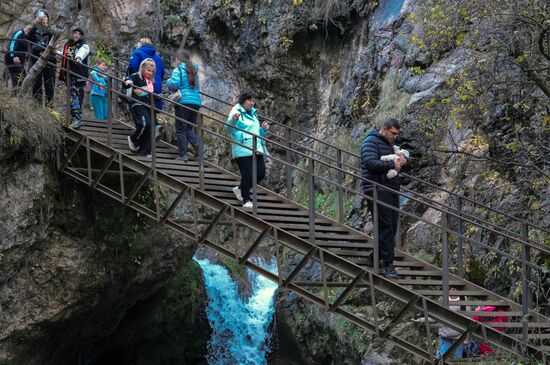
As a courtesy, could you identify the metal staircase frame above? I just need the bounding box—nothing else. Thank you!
[1,38,549,364]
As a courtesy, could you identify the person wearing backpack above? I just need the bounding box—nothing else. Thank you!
[89,59,109,121]
[4,24,32,94]
[59,28,90,129]
[166,50,201,162]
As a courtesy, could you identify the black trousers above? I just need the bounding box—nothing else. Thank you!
[32,63,56,104]
[366,189,399,265]
[130,106,152,156]
[236,155,265,203]
[175,104,200,156]
[7,64,26,93]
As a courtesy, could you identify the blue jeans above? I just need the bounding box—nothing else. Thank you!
[90,94,108,120]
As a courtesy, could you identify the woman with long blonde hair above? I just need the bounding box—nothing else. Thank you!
[123,58,157,157]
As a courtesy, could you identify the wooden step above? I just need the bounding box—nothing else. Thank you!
[415,290,488,297]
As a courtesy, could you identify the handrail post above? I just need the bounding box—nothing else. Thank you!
[150,94,156,168]
[107,75,113,147]
[373,185,380,273]
[286,128,293,199]
[442,211,450,308]
[113,58,119,118]
[308,157,316,243]
[198,113,205,191]
[252,135,258,215]
[521,223,530,342]
[337,148,345,223]
[457,197,464,278]
[395,212,402,249]
[65,64,71,124]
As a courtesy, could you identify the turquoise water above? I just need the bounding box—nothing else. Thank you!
[194,257,278,365]
[373,0,406,25]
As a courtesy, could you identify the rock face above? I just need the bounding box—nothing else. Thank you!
[0,96,209,365]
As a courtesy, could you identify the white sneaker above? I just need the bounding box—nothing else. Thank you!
[242,201,253,209]
[128,136,138,152]
[232,186,243,202]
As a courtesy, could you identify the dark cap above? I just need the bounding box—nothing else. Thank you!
[35,9,49,19]
[73,28,85,36]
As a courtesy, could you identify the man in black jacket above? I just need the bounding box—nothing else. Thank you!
[26,9,56,105]
[59,28,90,129]
[360,118,407,279]
[4,24,32,93]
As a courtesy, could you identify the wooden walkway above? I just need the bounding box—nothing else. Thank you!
[60,119,550,363]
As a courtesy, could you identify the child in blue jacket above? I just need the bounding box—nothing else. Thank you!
[89,59,109,120]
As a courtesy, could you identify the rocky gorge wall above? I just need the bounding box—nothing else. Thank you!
[0,94,210,365]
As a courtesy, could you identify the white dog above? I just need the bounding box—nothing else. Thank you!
[380,145,410,179]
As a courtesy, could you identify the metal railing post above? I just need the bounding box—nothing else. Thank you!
[198,113,205,191]
[252,135,258,215]
[521,223,530,342]
[337,148,345,223]
[457,197,464,278]
[107,75,113,147]
[395,213,402,249]
[113,58,119,118]
[308,157,316,243]
[442,212,450,308]
[65,64,71,124]
[286,128,293,199]
[373,185,380,273]
[150,94,156,167]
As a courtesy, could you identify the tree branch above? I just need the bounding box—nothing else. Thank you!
[18,34,60,96]
[525,68,550,98]
[538,26,550,63]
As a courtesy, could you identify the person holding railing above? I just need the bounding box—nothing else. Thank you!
[59,28,90,129]
[124,58,157,158]
[126,38,166,111]
[360,117,408,279]
[26,9,56,105]
[226,90,269,209]
[4,24,32,94]
[166,49,201,162]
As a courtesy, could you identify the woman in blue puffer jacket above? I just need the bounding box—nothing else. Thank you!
[166,50,202,161]
[225,89,270,209]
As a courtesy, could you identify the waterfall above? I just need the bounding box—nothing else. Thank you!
[372,0,406,27]
[194,257,278,365]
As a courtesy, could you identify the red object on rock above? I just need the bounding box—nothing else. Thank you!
[472,306,509,355]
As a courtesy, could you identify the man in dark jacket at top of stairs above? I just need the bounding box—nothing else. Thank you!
[360,117,408,279]
[126,38,166,110]
[4,24,32,93]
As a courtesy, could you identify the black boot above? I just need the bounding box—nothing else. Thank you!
[384,263,399,279]
[366,256,384,268]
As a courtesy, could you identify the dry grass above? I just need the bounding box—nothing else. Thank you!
[0,91,63,162]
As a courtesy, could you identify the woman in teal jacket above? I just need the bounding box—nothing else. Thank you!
[166,50,202,161]
[225,89,269,209]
